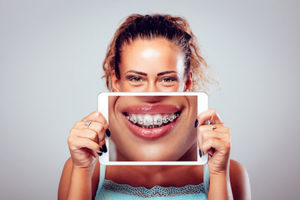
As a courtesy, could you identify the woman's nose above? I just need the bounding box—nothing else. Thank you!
[145,82,160,92]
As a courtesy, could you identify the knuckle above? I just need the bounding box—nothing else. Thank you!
[224,126,230,132]
[95,111,101,118]
[67,135,74,144]
[91,131,98,139]
[69,145,77,151]
[74,121,81,127]
[199,126,206,133]
[197,113,202,120]
[96,122,105,131]
[96,112,107,123]
[87,129,94,136]
[69,127,75,135]
[226,141,231,149]
[98,132,105,141]
[93,143,99,149]
[210,108,216,114]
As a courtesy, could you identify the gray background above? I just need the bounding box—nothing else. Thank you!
[1,0,299,199]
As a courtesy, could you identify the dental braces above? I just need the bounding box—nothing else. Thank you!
[125,111,181,128]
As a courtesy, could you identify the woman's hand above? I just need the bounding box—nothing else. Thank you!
[68,111,108,171]
[196,108,231,175]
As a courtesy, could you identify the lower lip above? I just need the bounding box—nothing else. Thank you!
[123,115,178,139]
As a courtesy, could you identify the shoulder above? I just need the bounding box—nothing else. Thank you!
[229,159,251,200]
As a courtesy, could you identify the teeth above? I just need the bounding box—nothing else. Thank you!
[143,114,153,126]
[162,115,169,124]
[129,114,137,124]
[153,114,163,126]
[169,114,176,122]
[137,115,144,125]
[126,112,181,128]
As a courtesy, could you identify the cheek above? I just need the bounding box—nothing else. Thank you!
[158,85,181,92]
[118,80,132,91]
[120,82,146,92]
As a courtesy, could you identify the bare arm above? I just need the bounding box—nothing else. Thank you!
[208,169,233,200]
[197,109,251,200]
[208,160,251,200]
[58,111,107,200]
[58,158,100,200]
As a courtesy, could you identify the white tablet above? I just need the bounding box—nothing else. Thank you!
[98,92,208,165]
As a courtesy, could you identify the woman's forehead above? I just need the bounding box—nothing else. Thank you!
[119,38,185,76]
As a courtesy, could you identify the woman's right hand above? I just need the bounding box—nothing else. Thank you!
[68,111,108,171]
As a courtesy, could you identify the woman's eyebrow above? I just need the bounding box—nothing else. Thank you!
[157,71,177,76]
[125,70,147,76]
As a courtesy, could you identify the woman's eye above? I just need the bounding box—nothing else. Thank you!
[125,76,145,86]
[159,76,179,87]
[126,76,142,82]
[161,77,178,83]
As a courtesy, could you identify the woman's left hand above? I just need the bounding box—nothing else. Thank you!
[196,108,231,176]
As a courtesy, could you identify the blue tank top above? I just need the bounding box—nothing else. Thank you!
[95,164,210,199]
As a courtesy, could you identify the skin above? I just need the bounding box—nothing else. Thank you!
[109,95,198,161]
[58,37,251,200]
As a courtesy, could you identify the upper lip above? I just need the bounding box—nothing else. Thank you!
[121,104,182,115]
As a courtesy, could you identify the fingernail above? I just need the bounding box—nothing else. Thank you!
[100,144,107,153]
[199,149,202,157]
[105,129,111,137]
[211,148,216,153]
[97,152,102,156]
[194,119,198,128]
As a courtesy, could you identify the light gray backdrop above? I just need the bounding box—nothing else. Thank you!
[1,0,299,199]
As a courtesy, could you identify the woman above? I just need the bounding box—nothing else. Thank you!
[58,14,251,199]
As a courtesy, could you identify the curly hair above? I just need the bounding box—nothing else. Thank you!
[102,13,217,93]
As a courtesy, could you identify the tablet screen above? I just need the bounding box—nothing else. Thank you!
[107,95,198,162]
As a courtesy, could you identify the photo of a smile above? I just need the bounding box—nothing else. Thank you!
[122,104,183,139]
[108,95,197,162]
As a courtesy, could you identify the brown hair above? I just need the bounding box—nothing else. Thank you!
[102,13,217,93]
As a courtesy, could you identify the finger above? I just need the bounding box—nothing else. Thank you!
[198,128,224,153]
[81,110,108,128]
[81,147,99,158]
[198,124,228,132]
[197,108,223,126]
[70,136,101,153]
[71,128,99,143]
[201,130,225,141]
[202,138,229,155]
[98,128,107,149]
[197,129,203,153]
[74,121,107,142]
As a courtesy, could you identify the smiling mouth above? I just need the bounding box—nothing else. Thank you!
[123,111,182,129]
[120,104,183,139]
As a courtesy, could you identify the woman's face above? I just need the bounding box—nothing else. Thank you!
[112,37,191,92]
[109,38,196,161]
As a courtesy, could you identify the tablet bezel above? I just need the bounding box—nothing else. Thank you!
[98,92,208,165]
